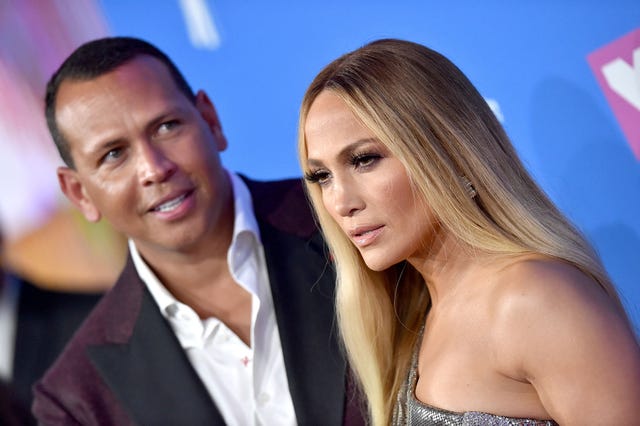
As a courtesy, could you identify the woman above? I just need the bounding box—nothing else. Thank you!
[298,39,640,425]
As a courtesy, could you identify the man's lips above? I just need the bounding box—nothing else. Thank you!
[149,189,194,213]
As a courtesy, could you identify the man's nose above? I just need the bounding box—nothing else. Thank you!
[137,141,177,186]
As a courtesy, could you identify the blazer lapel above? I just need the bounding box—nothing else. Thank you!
[260,222,347,425]
[87,285,225,425]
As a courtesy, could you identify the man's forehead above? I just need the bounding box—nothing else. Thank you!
[58,56,174,96]
[56,60,181,116]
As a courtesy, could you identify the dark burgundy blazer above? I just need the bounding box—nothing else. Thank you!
[32,177,365,426]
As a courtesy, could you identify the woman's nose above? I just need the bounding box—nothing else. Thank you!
[329,177,364,218]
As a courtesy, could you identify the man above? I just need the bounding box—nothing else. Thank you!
[33,37,363,425]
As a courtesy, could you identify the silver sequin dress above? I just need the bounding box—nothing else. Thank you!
[392,336,558,426]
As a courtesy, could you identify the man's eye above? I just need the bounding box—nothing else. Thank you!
[101,148,123,164]
[157,120,179,135]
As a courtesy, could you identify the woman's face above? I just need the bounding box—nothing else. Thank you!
[303,91,438,271]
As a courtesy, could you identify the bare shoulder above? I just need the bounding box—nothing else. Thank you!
[489,255,619,328]
[485,254,635,375]
[487,255,640,423]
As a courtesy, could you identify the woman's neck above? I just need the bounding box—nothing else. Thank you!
[407,232,483,307]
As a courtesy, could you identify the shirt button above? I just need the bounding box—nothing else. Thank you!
[257,393,270,405]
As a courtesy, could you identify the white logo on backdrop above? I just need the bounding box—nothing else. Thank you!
[485,98,505,123]
[178,0,221,50]
[601,47,640,111]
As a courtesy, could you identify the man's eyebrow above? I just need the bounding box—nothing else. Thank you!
[82,137,126,162]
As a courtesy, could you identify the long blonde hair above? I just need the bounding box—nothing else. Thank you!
[297,39,628,425]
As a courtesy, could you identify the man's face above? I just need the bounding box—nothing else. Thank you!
[55,56,233,258]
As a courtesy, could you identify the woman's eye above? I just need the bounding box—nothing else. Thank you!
[305,170,331,185]
[352,153,381,169]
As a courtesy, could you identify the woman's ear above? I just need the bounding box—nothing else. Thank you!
[57,167,102,222]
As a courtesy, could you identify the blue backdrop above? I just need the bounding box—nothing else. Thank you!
[98,0,640,330]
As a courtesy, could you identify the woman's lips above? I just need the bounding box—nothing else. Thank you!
[350,225,384,247]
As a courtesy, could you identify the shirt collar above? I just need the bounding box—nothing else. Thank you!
[228,171,260,241]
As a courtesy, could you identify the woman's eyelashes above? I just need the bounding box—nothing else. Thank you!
[349,151,382,170]
[304,169,330,185]
[305,151,384,186]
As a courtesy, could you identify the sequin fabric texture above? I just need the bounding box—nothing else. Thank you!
[391,337,558,426]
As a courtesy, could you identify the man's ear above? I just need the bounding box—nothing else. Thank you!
[195,90,228,152]
[57,167,102,222]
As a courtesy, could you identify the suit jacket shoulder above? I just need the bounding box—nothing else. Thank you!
[32,256,224,425]
[31,259,143,425]
[241,175,318,238]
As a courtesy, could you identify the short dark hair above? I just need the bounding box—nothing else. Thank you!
[45,36,195,168]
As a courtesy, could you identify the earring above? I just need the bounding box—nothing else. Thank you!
[461,176,477,198]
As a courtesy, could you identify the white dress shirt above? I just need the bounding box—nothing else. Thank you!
[130,171,296,426]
